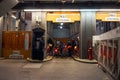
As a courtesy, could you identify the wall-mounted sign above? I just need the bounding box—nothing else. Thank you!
[60,14,66,18]
[56,14,71,22]
[56,18,71,22]
[105,17,120,21]
[109,13,116,17]
[46,12,80,23]
[96,12,120,21]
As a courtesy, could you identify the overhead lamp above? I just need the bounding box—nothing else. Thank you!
[61,0,66,4]
[25,8,102,12]
[72,0,74,3]
[35,16,39,21]
[24,9,97,12]
[60,23,63,26]
[11,15,17,19]
[60,26,63,29]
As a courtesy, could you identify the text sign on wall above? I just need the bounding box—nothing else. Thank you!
[105,17,120,21]
[105,13,120,21]
[96,12,120,21]
[56,14,71,22]
[46,12,80,22]
[56,18,71,22]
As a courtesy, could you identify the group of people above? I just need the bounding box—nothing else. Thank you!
[47,38,79,57]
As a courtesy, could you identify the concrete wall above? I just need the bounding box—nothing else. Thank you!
[80,11,96,59]
[47,21,54,36]
[70,22,80,38]
[32,12,41,28]
[2,14,16,31]
[41,12,46,30]
[32,11,46,30]
[53,28,69,38]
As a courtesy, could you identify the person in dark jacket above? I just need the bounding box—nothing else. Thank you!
[67,40,72,57]
[47,38,54,55]
[59,41,63,56]
[39,37,45,60]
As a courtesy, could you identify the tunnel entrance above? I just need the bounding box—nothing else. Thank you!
[46,11,80,58]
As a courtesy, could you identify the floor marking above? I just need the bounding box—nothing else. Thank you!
[23,63,42,68]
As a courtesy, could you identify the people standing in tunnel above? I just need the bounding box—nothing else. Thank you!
[47,38,54,55]
[71,39,76,49]
[59,41,64,56]
[67,40,72,57]
[71,38,77,55]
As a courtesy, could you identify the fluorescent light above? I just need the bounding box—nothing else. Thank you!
[24,9,80,12]
[11,15,17,19]
[98,9,120,11]
[80,9,98,11]
[24,9,120,12]
[24,9,97,12]
[72,0,74,3]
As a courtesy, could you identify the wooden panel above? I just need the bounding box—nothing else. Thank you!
[2,31,32,59]
[2,48,12,58]
[21,49,31,59]
[18,32,24,49]
[21,31,31,59]
[11,31,18,50]
[2,31,5,48]
[19,31,31,59]
[3,31,11,49]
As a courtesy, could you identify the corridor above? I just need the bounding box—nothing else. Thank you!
[0,58,113,80]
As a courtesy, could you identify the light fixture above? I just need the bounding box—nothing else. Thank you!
[35,16,39,21]
[61,0,66,4]
[60,23,63,26]
[60,26,63,29]
[24,9,98,12]
[11,15,17,19]
[72,0,74,3]
[24,9,120,12]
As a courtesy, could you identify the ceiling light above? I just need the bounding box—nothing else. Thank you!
[60,26,63,29]
[11,15,17,19]
[24,9,120,12]
[24,9,97,12]
[60,23,63,26]
[72,0,74,3]
[61,0,66,4]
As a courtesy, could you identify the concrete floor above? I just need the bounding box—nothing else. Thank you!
[0,57,113,80]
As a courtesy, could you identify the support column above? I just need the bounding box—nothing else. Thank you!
[118,37,120,79]
[0,16,3,57]
[41,11,47,58]
[80,11,96,59]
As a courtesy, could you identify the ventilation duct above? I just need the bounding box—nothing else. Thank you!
[0,0,18,16]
